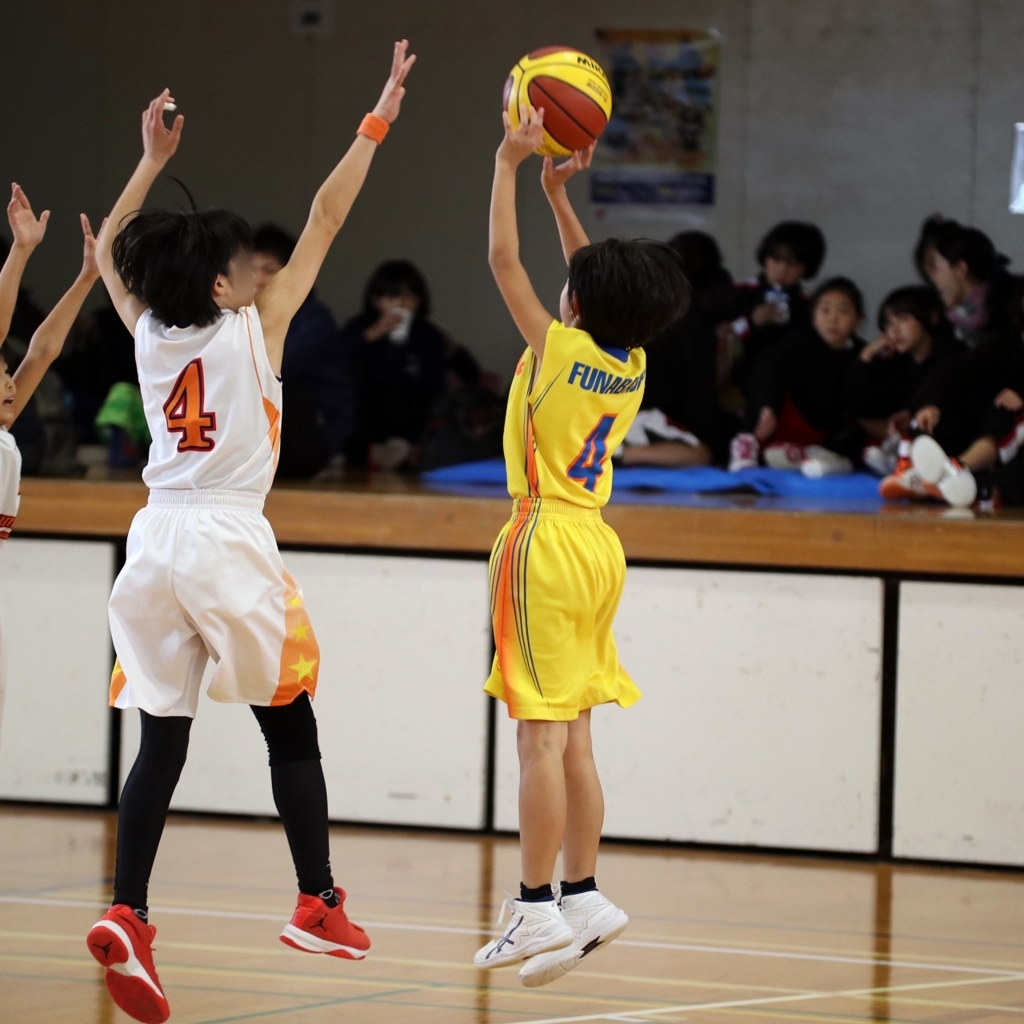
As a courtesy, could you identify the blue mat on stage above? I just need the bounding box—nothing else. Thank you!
[422,459,881,499]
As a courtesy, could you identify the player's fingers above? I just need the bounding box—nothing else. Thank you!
[38,210,50,228]
[171,114,185,138]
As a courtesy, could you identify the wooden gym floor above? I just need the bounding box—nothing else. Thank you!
[1,807,1022,1023]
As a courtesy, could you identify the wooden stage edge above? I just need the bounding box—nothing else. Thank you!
[16,476,1024,578]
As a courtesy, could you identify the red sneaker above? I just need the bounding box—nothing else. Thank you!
[87,905,169,1023]
[880,457,928,500]
[280,888,371,960]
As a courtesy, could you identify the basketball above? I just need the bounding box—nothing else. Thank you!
[503,46,612,157]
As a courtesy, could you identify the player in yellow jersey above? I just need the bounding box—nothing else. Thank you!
[474,104,689,986]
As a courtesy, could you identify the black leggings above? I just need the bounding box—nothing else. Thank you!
[113,692,333,911]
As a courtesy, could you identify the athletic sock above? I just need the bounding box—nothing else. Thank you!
[520,882,554,902]
[318,888,340,908]
[560,876,598,897]
[132,907,149,922]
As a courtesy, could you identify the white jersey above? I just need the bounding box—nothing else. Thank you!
[137,305,282,494]
[0,427,21,546]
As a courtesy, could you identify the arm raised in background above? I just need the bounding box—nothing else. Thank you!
[257,40,416,375]
[489,105,556,361]
[96,89,184,335]
[11,214,102,422]
[0,184,50,347]
[540,145,593,265]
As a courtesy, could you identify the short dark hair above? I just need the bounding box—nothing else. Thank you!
[112,209,253,328]
[362,260,431,318]
[913,214,957,281]
[667,230,723,284]
[252,223,297,266]
[811,276,864,318]
[878,285,949,335]
[567,238,690,351]
[756,221,826,279]
[933,223,1002,283]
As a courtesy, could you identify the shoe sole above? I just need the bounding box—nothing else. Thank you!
[880,478,923,500]
[519,910,630,988]
[87,920,169,1024]
[474,926,574,969]
[911,435,947,484]
[912,436,977,507]
[280,923,369,960]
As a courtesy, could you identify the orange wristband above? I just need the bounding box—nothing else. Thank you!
[358,113,390,144]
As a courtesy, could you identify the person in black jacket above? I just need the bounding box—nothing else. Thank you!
[341,260,449,470]
[729,277,865,477]
[624,231,736,467]
[728,221,826,395]
[848,286,963,475]
[880,273,1024,506]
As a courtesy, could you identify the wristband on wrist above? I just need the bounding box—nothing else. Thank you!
[358,113,390,144]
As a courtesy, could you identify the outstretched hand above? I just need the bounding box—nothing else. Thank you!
[541,145,594,191]
[499,104,546,166]
[372,40,417,124]
[142,89,184,167]
[80,214,106,281]
[7,183,49,251]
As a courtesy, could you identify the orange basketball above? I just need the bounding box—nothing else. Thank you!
[503,47,613,158]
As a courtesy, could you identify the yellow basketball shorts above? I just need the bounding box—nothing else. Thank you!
[108,489,320,717]
[485,497,641,721]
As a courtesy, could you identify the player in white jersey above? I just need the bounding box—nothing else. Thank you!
[0,187,103,733]
[84,43,416,1024]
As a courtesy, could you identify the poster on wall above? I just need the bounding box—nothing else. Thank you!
[591,29,721,221]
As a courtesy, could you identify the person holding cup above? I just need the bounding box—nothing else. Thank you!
[341,260,449,469]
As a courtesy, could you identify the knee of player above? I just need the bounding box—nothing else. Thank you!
[516,719,568,760]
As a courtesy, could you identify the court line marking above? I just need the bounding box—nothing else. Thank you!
[500,972,1024,1024]
[3,894,1023,979]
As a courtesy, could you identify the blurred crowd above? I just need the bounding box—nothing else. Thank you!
[6,213,1024,507]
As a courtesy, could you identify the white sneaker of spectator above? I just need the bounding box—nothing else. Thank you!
[763,442,804,470]
[910,435,977,508]
[729,433,760,472]
[801,446,854,478]
[862,443,897,477]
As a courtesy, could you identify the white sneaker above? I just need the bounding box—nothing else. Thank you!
[517,890,629,988]
[801,446,853,478]
[911,435,977,508]
[474,898,572,969]
[763,442,804,470]
[729,432,760,471]
[863,444,897,477]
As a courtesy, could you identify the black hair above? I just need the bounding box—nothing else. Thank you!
[810,276,864,318]
[877,285,950,335]
[252,223,297,266]
[362,260,431,318]
[933,223,1004,284]
[567,238,690,351]
[756,221,826,279]
[112,209,253,328]
[913,214,957,282]
[666,230,733,324]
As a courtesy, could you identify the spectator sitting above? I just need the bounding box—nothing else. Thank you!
[728,220,827,394]
[924,223,1015,348]
[629,231,736,468]
[341,260,448,470]
[848,286,962,476]
[729,277,866,478]
[252,223,350,479]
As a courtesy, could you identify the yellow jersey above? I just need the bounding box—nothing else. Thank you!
[503,320,646,509]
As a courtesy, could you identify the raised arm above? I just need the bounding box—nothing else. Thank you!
[540,146,593,264]
[96,89,184,334]
[10,214,102,422]
[257,40,416,375]
[0,184,49,347]
[489,105,557,360]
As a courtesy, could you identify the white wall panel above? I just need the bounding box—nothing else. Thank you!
[894,582,1024,866]
[122,552,493,828]
[0,539,114,803]
[496,569,884,852]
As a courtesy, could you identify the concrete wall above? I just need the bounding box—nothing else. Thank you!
[3,0,1024,378]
